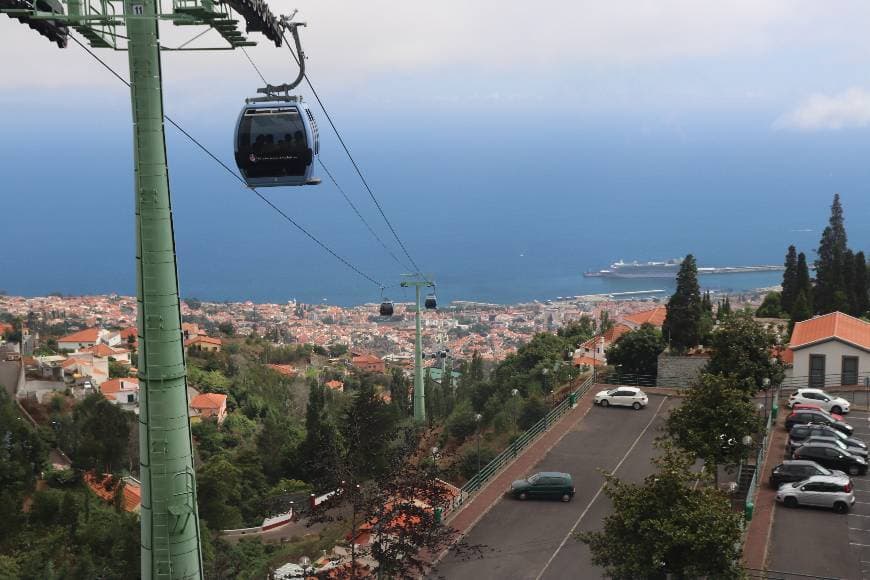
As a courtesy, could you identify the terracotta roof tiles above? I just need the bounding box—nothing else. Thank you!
[789,312,869,351]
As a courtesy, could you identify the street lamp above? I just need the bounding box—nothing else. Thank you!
[475,413,483,473]
[762,377,771,419]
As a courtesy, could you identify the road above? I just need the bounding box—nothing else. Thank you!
[432,394,677,580]
[767,408,870,579]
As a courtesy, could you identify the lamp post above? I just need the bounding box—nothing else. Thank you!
[475,413,483,473]
[762,377,771,422]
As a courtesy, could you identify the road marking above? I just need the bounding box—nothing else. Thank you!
[850,542,870,547]
[850,527,870,532]
[849,513,870,518]
[533,396,669,580]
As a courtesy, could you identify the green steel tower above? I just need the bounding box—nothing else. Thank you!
[1,1,296,577]
[401,275,435,422]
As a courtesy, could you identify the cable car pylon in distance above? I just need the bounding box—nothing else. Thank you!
[234,20,321,187]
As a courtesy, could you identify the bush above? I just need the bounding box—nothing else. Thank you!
[446,401,479,442]
[457,445,498,480]
[518,397,549,430]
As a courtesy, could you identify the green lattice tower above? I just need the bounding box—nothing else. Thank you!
[0,1,289,577]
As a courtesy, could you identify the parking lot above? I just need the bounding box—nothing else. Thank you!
[432,394,677,580]
[768,408,870,579]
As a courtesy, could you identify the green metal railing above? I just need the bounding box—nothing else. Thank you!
[743,386,781,521]
[446,374,596,514]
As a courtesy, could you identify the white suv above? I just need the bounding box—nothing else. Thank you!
[593,387,648,410]
[776,474,855,513]
[788,388,850,415]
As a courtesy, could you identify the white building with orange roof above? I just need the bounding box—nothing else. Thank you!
[788,312,869,388]
[190,392,228,424]
[100,377,140,408]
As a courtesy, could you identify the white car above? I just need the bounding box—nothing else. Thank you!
[594,387,648,410]
[776,474,855,513]
[788,388,850,415]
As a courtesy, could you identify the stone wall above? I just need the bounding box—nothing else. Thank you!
[657,353,709,388]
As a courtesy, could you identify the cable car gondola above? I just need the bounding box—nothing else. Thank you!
[424,292,437,310]
[233,21,320,187]
[379,299,394,317]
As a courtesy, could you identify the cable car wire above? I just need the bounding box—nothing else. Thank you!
[281,30,429,281]
[68,33,385,289]
[237,48,412,271]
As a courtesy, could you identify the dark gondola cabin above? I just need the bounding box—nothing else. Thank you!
[234,98,320,187]
[379,300,394,317]
[424,293,437,310]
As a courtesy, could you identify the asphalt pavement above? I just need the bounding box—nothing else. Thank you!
[431,395,676,580]
[767,408,870,579]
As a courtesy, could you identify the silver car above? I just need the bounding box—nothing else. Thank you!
[593,387,648,410]
[776,474,855,513]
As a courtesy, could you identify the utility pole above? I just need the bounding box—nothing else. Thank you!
[2,2,293,578]
[401,274,434,422]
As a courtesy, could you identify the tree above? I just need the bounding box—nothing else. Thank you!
[389,367,410,416]
[196,455,243,530]
[665,374,762,486]
[342,381,399,480]
[578,444,743,579]
[298,381,342,489]
[662,255,703,353]
[814,193,849,314]
[184,297,202,310]
[108,359,129,379]
[790,290,813,331]
[705,312,782,395]
[781,245,799,313]
[605,324,665,377]
[716,296,731,320]
[852,251,869,317]
[557,316,596,348]
[755,291,783,318]
[67,393,131,473]
[217,322,235,337]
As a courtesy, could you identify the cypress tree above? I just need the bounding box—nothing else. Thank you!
[853,251,869,317]
[814,194,848,314]
[781,245,799,313]
[790,290,813,332]
[843,249,857,315]
[796,252,813,312]
[662,255,703,353]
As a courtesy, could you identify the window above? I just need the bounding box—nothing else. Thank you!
[802,483,822,491]
[824,448,841,458]
[842,356,859,386]
[809,355,826,389]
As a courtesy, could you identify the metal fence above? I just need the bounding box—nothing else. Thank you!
[743,386,780,521]
[446,374,596,514]
[744,567,841,580]
[593,371,659,388]
[780,372,870,391]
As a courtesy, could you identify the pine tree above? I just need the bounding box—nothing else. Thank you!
[662,255,703,353]
[814,194,848,314]
[781,245,799,313]
[843,249,857,315]
[853,251,869,317]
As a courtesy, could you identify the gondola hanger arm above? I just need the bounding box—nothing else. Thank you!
[256,18,306,96]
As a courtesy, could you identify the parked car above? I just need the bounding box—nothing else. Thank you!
[593,387,648,410]
[788,424,867,455]
[770,460,845,488]
[798,436,869,459]
[785,409,854,436]
[793,442,868,475]
[791,404,844,421]
[507,472,575,502]
[776,474,854,513]
[789,389,851,415]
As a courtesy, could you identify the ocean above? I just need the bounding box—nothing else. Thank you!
[1,102,868,307]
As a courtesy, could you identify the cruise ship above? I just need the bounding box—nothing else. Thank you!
[584,259,784,279]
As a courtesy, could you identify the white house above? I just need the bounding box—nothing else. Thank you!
[788,312,869,389]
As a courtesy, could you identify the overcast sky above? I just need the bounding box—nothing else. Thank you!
[4,1,870,129]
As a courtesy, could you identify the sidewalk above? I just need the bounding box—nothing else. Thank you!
[742,413,788,570]
[437,386,598,560]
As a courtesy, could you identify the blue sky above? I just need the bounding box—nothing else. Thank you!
[1,2,869,304]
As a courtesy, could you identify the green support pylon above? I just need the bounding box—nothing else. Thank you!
[401,276,434,422]
[128,1,203,577]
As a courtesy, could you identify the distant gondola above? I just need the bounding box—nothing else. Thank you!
[424,293,437,310]
[234,97,321,187]
[379,299,394,317]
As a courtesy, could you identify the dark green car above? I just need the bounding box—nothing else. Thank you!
[507,471,575,502]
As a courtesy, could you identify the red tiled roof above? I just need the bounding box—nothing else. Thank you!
[268,364,297,376]
[623,306,667,327]
[185,335,222,346]
[190,393,227,410]
[353,354,382,364]
[325,380,344,390]
[100,377,139,398]
[789,312,870,351]
[83,472,141,513]
[59,328,100,343]
[603,323,633,344]
[573,355,605,367]
[119,327,137,339]
[82,343,116,357]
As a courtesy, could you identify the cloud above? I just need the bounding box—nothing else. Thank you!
[775,88,870,130]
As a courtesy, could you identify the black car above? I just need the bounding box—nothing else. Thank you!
[789,424,868,454]
[785,410,854,436]
[793,442,868,475]
[800,436,869,458]
[770,460,846,488]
